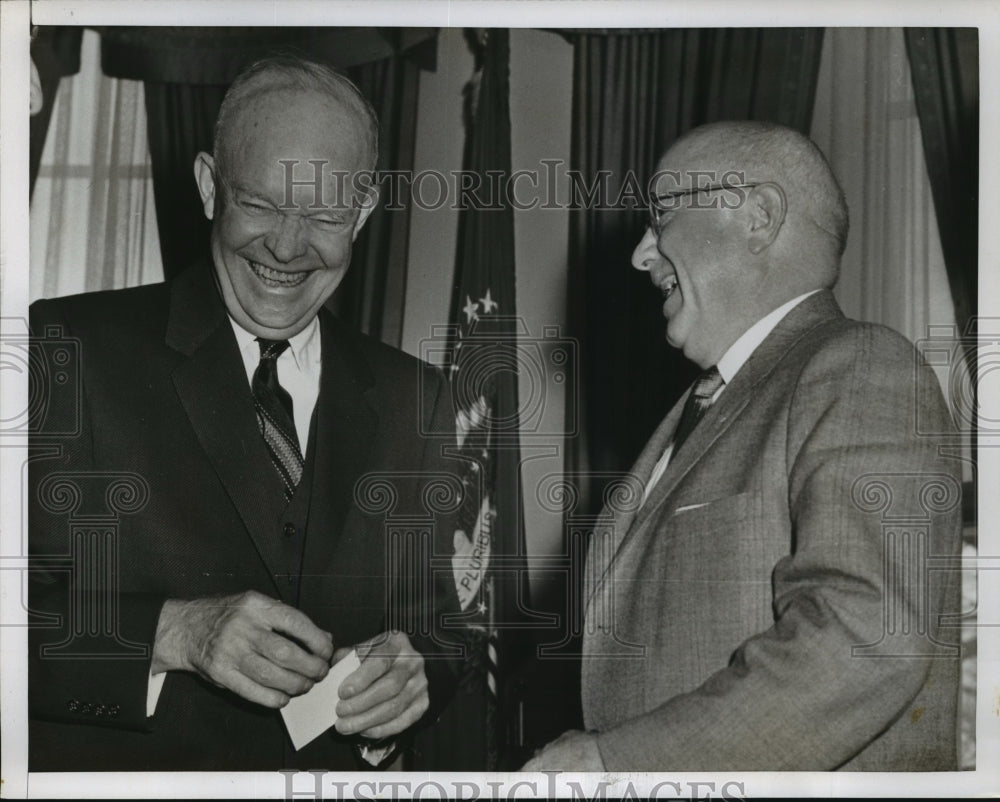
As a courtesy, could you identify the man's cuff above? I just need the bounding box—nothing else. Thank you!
[146,669,167,717]
[589,731,610,771]
[358,740,397,768]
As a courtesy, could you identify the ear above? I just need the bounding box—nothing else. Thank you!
[193,152,218,220]
[351,183,380,242]
[745,183,786,254]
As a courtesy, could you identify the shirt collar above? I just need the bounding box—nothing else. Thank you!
[715,290,820,384]
[228,314,321,372]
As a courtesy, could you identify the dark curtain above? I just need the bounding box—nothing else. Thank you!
[905,28,978,358]
[905,28,978,543]
[566,29,825,504]
[142,82,227,283]
[325,55,422,347]
[29,27,83,197]
[99,26,436,344]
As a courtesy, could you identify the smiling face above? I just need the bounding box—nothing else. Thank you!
[195,87,376,339]
[632,149,760,369]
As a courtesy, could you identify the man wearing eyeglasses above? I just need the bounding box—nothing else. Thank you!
[29,56,460,771]
[523,121,962,771]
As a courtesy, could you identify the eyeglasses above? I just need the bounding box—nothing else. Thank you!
[647,182,759,233]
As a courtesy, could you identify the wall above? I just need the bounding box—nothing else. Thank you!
[508,30,573,599]
[402,28,472,359]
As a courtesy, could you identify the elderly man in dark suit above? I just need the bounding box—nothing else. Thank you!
[29,57,460,770]
[523,121,962,771]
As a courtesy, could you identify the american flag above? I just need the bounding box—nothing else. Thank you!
[439,27,526,771]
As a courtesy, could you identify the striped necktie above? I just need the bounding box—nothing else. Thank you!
[670,366,724,459]
[252,339,303,500]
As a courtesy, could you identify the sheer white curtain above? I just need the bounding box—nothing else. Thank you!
[812,28,956,356]
[812,29,975,487]
[811,29,952,338]
[811,27,973,770]
[30,29,162,301]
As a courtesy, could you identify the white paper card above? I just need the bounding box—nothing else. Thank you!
[280,649,361,751]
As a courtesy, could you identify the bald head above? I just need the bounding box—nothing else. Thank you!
[213,56,379,181]
[633,121,851,367]
[663,121,849,278]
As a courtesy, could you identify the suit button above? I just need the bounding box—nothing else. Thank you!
[108,704,120,718]
[67,699,80,713]
[283,523,296,538]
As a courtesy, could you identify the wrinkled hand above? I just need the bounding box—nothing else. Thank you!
[520,729,605,771]
[333,630,428,740]
[152,591,333,708]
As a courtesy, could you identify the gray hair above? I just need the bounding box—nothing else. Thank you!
[213,55,379,178]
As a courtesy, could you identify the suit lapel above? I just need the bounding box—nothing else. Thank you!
[634,371,755,527]
[297,312,382,635]
[586,291,845,612]
[166,263,290,600]
[583,398,685,615]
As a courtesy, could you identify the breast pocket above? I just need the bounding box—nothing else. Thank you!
[669,490,754,532]
[655,490,771,583]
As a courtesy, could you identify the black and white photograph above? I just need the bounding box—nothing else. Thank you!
[1,0,997,797]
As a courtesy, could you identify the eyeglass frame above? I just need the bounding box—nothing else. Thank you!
[647,182,760,233]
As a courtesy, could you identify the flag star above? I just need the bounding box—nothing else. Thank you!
[479,288,498,314]
[463,295,480,323]
[477,601,488,615]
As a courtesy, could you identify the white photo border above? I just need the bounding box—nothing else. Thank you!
[3,0,997,797]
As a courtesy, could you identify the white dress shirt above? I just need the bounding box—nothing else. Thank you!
[640,290,820,505]
[147,315,323,715]
[230,315,323,452]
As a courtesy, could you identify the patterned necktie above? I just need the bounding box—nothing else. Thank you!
[670,366,725,458]
[252,339,303,500]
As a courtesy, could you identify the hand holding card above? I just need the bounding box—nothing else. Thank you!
[280,649,361,750]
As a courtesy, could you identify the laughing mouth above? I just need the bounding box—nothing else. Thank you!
[659,275,679,301]
[247,259,310,288]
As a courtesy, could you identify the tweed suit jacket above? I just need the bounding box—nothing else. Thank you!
[28,261,462,771]
[582,291,963,771]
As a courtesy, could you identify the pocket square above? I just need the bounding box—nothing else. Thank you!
[674,502,710,513]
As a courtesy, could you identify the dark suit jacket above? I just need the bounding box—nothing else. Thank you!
[28,262,462,771]
[583,291,963,770]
